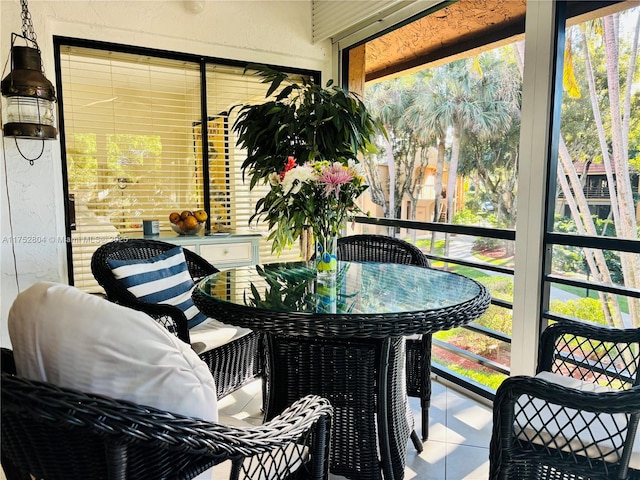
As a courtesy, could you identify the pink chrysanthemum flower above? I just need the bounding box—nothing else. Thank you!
[318,163,354,199]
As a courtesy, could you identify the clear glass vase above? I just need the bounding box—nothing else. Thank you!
[315,271,337,313]
[314,231,338,277]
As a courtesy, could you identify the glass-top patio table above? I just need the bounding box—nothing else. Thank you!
[193,261,490,480]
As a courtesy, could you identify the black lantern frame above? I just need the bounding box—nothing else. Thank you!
[1,0,58,163]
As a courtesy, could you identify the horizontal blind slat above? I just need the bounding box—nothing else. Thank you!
[62,46,307,290]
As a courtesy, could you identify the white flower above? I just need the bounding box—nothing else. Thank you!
[347,158,365,177]
[281,165,316,195]
[268,172,281,186]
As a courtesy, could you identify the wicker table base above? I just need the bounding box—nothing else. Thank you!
[263,335,410,480]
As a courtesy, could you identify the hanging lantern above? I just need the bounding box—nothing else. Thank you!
[2,42,57,140]
[1,0,57,164]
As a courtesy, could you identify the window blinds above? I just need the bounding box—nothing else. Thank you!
[59,46,303,291]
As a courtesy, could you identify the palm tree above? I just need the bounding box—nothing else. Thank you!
[364,79,406,217]
[406,57,515,224]
[403,70,447,225]
[365,76,432,221]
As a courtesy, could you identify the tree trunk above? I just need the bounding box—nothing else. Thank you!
[446,126,461,224]
[602,13,640,326]
[558,141,625,328]
[556,164,620,325]
[443,126,461,259]
[430,137,446,254]
[386,135,396,219]
[580,18,640,327]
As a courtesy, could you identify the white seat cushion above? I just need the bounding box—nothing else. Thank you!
[8,281,219,479]
[515,371,639,469]
[190,318,252,354]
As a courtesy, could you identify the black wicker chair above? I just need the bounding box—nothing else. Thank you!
[489,322,640,480]
[1,347,332,480]
[91,238,261,399]
[335,234,432,447]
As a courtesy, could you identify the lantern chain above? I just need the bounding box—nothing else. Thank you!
[20,0,39,51]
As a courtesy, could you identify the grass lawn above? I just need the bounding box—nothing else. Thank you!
[472,252,515,268]
[415,238,445,254]
[429,262,495,281]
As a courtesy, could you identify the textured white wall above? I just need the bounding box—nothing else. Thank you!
[0,0,331,347]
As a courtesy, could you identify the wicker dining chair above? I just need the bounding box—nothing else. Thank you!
[336,234,432,446]
[1,348,333,480]
[91,238,261,399]
[489,322,640,480]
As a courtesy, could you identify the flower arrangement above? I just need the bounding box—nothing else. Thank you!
[264,155,368,258]
[232,65,385,256]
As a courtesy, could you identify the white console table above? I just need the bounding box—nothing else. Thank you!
[126,231,261,269]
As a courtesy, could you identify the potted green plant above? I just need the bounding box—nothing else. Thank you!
[232,65,385,262]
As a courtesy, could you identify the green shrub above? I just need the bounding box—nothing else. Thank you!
[549,297,608,325]
[472,236,504,252]
[552,214,623,282]
[474,304,513,336]
[483,276,513,301]
[453,208,482,225]
[432,356,507,390]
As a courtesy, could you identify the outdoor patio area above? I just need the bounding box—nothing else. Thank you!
[217,376,493,480]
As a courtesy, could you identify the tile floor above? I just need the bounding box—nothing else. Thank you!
[217,376,494,480]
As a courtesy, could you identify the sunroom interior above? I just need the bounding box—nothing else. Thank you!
[1,0,639,478]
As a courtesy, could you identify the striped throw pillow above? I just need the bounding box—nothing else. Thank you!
[107,246,208,328]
